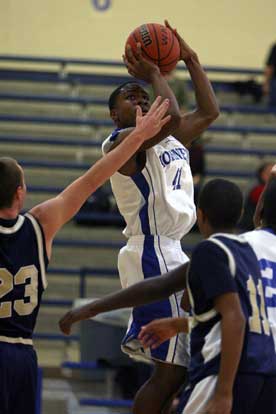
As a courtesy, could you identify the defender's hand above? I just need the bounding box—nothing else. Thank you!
[135,96,171,140]
[165,19,197,64]
[123,43,160,82]
[59,311,74,335]
[138,317,180,349]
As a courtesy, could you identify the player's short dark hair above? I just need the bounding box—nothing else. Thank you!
[108,81,142,110]
[0,157,23,209]
[263,179,276,231]
[198,179,243,229]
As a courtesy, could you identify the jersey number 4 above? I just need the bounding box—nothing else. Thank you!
[172,168,182,190]
[247,275,270,336]
[0,266,38,318]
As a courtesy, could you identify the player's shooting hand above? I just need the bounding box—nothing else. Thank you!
[138,317,180,349]
[205,392,232,414]
[164,19,197,64]
[123,43,160,82]
[135,96,171,140]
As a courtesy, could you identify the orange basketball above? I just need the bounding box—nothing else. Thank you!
[125,23,180,74]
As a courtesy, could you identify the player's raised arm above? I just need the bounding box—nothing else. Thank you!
[112,43,182,151]
[59,263,188,335]
[29,97,170,258]
[164,20,219,146]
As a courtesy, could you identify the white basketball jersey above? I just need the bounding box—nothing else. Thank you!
[102,132,196,240]
[242,229,276,348]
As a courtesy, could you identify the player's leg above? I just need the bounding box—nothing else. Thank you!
[0,343,12,414]
[11,345,38,414]
[133,361,187,414]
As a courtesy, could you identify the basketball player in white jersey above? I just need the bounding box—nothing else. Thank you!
[101,20,219,414]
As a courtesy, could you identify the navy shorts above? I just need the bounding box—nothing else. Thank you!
[232,373,276,414]
[178,373,276,414]
[0,342,38,414]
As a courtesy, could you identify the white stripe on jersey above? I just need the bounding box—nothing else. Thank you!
[202,321,221,363]
[0,335,33,345]
[0,215,25,234]
[25,213,47,289]
[208,237,236,277]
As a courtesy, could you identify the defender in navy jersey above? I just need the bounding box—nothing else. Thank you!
[101,20,219,414]
[0,98,170,414]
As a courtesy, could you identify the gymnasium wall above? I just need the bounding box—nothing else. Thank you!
[0,0,275,68]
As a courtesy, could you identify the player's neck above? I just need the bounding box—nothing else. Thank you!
[207,227,236,238]
[0,207,19,220]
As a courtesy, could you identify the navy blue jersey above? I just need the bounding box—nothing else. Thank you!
[187,233,276,386]
[0,213,48,344]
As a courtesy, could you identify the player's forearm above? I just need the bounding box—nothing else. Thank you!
[67,263,187,326]
[185,56,219,121]
[58,130,145,222]
[170,316,188,333]
[216,311,245,396]
[150,72,181,120]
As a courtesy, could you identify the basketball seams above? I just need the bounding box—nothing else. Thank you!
[151,23,161,64]
[160,30,176,62]
[159,58,179,73]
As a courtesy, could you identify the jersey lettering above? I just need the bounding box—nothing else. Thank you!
[0,266,38,318]
[172,168,182,190]
[247,275,270,335]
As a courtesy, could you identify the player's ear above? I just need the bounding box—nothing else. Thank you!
[110,109,118,123]
[197,207,204,224]
[15,185,26,205]
[196,207,206,235]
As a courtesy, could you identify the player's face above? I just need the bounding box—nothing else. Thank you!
[113,85,150,128]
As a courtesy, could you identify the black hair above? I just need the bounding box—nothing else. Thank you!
[198,178,243,229]
[0,157,23,209]
[263,179,276,232]
[257,161,274,184]
[108,81,143,111]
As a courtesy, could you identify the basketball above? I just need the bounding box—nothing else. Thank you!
[125,23,180,74]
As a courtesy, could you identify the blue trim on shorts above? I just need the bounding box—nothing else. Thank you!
[131,171,151,235]
[157,235,180,364]
[124,172,171,361]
